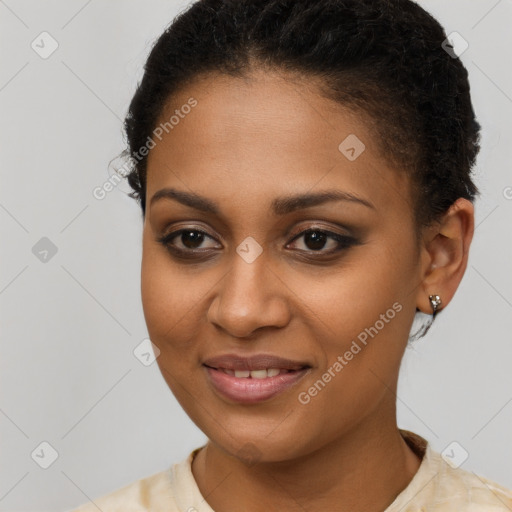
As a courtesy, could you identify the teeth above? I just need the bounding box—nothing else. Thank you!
[223,368,285,378]
[250,369,268,379]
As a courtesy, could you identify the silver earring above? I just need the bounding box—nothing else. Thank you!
[409,294,442,341]
[429,294,442,319]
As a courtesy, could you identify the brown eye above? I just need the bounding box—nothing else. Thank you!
[287,228,357,254]
[302,230,328,251]
[179,230,205,249]
[157,228,221,254]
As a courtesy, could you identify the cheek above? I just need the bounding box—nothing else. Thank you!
[140,237,196,346]
[140,245,207,404]
[297,238,417,390]
[299,245,413,342]
[140,236,222,367]
[141,250,173,336]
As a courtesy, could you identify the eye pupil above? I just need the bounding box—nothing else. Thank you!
[304,230,327,250]
[181,230,204,248]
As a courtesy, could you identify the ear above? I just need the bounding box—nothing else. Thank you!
[415,198,475,314]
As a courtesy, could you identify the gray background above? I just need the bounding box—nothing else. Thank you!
[1,1,511,510]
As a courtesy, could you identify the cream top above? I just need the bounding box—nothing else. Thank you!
[70,430,512,511]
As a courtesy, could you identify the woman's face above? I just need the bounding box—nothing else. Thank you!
[142,70,424,463]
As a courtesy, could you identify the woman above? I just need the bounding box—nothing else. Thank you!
[72,0,512,510]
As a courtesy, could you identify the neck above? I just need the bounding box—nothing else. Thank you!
[191,404,422,512]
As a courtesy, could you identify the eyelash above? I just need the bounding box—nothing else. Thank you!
[156,227,358,260]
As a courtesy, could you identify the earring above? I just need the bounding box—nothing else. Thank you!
[409,294,442,341]
[429,294,442,319]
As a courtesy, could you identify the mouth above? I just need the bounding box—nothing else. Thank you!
[203,353,310,372]
[205,367,301,378]
[203,353,312,403]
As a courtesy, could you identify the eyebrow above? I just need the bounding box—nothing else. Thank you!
[149,187,375,215]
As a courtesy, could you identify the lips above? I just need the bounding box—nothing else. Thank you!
[203,353,312,404]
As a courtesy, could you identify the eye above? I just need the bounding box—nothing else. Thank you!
[157,226,358,260]
[157,228,221,255]
[287,228,356,254]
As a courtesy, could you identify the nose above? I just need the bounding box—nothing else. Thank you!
[207,252,291,338]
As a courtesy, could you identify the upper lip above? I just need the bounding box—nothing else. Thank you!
[203,353,311,371]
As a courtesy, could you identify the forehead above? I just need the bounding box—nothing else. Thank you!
[145,70,413,218]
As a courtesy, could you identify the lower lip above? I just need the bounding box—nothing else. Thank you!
[204,366,310,404]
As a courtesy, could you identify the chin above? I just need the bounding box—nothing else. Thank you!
[204,422,314,465]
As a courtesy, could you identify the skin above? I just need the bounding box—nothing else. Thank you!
[141,69,474,512]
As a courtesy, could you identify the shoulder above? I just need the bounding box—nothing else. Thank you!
[429,450,512,511]
[68,447,207,512]
[393,430,512,511]
[69,468,177,512]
